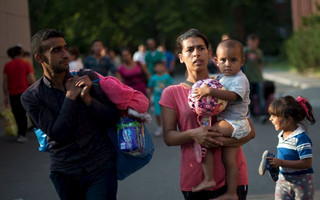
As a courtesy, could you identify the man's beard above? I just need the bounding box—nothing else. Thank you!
[53,65,69,73]
[52,59,69,73]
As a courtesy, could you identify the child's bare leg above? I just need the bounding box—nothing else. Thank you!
[214,147,239,200]
[212,120,238,200]
[192,149,216,192]
[213,120,234,137]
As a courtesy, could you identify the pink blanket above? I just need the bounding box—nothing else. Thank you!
[98,74,149,113]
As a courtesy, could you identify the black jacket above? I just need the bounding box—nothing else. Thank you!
[21,69,120,175]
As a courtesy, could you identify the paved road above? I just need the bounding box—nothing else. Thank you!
[117,69,320,200]
[1,68,320,200]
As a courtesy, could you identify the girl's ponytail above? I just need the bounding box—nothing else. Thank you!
[296,96,316,125]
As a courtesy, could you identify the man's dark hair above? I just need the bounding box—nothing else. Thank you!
[247,34,259,41]
[91,39,103,46]
[176,29,209,55]
[7,46,23,59]
[31,29,64,55]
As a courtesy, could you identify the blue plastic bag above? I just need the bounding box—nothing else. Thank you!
[109,117,154,180]
[34,128,50,152]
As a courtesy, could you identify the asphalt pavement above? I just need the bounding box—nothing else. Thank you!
[1,68,320,200]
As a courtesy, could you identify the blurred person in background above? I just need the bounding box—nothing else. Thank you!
[243,34,265,120]
[3,45,36,142]
[23,50,36,78]
[118,47,148,96]
[22,51,32,65]
[157,45,176,76]
[68,46,84,71]
[133,44,146,65]
[84,39,119,78]
[148,61,173,136]
[108,49,121,69]
[145,38,165,75]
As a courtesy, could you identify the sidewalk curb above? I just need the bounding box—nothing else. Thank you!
[247,190,320,200]
[263,70,320,108]
[263,72,310,89]
[263,70,320,89]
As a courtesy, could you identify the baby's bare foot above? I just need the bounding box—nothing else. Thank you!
[192,180,216,192]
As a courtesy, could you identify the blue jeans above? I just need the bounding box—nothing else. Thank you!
[50,162,117,200]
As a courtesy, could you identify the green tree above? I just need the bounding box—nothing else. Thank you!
[285,15,320,72]
[29,0,291,55]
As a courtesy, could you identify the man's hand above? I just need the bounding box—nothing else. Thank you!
[65,75,82,100]
[75,75,92,105]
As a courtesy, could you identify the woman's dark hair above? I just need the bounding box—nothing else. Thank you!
[268,95,316,125]
[120,47,133,55]
[7,46,23,59]
[31,29,64,55]
[176,29,209,55]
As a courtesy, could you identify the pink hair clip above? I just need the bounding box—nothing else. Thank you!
[296,96,309,117]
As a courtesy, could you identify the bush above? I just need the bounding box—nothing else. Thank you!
[284,15,320,72]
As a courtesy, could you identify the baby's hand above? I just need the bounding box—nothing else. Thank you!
[193,83,211,99]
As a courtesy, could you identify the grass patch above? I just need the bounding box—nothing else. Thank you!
[264,59,295,71]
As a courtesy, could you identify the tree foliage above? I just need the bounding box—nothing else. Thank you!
[285,15,320,72]
[29,0,291,55]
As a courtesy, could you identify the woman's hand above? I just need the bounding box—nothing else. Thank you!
[191,126,223,148]
[162,106,223,147]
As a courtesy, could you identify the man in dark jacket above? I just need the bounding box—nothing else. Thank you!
[21,29,119,200]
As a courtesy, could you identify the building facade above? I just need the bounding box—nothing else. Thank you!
[0,0,31,113]
[291,0,320,31]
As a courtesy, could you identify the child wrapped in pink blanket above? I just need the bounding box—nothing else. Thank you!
[97,74,151,123]
[98,74,151,154]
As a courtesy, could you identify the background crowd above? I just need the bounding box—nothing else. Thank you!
[2,25,317,200]
[3,31,269,142]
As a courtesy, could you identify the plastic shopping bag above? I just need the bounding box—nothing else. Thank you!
[108,117,154,180]
[117,117,146,155]
[34,128,50,152]
[2,108,18,136]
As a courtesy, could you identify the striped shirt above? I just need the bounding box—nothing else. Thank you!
[277,126,313,175]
